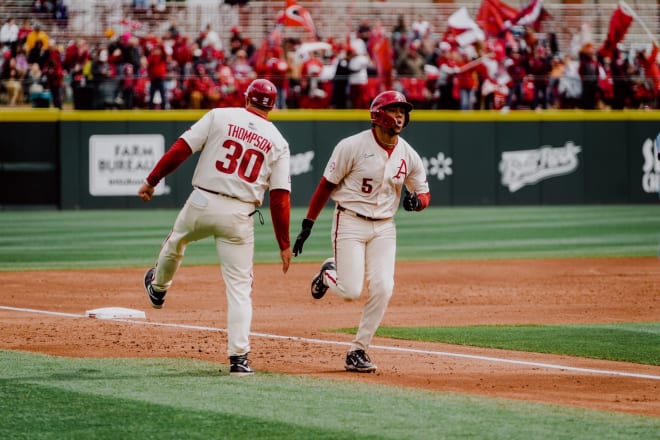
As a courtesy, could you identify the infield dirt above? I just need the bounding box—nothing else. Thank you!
[1,258,659,416]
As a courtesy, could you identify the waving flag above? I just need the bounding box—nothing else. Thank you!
[445,7,485,47]
[511,0,550,31]
[277,0,319,39]
[598,1,634,58]
[476,0,518,37]
[369,23,394,90]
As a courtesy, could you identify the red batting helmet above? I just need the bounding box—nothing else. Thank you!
[245,78,277,110]
[370,90,413,129]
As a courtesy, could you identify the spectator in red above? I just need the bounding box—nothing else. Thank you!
[117,63,136,109]
[171,35,192,75]
[147,44,168,109]
[456,49,479,110]
[254,39,288,109]
[16,20,32,52]
[299,50,326,108]
[185,63,220,109]
[636,42,660,109]
[63,39,88,72]
[43,47,64,108]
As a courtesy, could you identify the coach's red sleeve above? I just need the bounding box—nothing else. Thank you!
[269,189,291,250]
[306,177,337,221]
[145,138,193,187]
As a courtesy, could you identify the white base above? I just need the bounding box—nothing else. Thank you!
[85,307,146,320]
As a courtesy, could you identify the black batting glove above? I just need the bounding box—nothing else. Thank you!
[402,190,420,212]
[293,218,314,256]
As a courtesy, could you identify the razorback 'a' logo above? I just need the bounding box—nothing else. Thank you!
[393,159,408,179]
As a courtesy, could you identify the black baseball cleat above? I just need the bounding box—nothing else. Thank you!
[143,267,167,309]
[344,349,377,373]
[229,354,254,376]
[310,258,335,299]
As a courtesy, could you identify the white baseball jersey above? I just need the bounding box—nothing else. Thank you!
[181,108,291,205]
[324,129,429,219]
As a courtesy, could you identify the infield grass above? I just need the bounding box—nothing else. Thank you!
[365,322,660,365]
[1,351,659,440]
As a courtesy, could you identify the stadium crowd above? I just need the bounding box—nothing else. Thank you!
[1,1,659,110]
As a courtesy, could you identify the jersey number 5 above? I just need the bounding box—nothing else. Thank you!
[362,178,373,193]
[215,139,265,183]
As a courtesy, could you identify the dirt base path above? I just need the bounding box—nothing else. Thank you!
[1,258,659,416]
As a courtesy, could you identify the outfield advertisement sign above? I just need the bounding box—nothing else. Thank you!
[499,142,582,193]
[4,114,657,208]
[88,134,168,196]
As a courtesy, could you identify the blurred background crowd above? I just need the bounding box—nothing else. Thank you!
[1,0,659,111]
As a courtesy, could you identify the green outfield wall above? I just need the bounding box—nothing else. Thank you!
[1,109,658,209]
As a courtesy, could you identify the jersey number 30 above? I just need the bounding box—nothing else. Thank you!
[215,139,265,183]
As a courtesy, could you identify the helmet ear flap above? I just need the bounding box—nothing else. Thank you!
[371,108,398,129]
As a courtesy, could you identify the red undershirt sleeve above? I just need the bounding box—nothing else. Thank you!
[269,189,291,250]
[416,192,431,211]
[145,138,193,187]
[306,177,337,221]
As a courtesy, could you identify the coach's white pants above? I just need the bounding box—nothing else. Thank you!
[152,188,256,358]
[324,208,396,352]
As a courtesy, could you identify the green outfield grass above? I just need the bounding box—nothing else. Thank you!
[1,205,659,438]
[1,205,659,270]
[1,351,658,440]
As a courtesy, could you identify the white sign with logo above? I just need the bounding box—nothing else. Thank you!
[89,134,169,196]
[499,141,582,192]
[641,134,660,194]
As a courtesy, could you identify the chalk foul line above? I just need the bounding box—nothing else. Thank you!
[2,305,659,381]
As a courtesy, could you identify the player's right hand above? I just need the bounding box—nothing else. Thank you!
[138,183,155,202]
[293,219,314,256]
[280,247,292,273]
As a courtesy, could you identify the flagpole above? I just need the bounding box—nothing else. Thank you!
[620,0,658,46]
[457,55,486,73]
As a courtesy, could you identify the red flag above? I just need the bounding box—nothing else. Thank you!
[511,0,550,31]
[476,0,519,37]
[369,24,393,90]
[277,0,318,39]
[598,1,634,58]
[444,7,485,47]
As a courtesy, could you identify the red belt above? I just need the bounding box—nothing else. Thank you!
[337,205,389,222]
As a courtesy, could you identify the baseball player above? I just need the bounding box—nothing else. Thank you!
[292,90,430,372]
[138,78,292,376]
